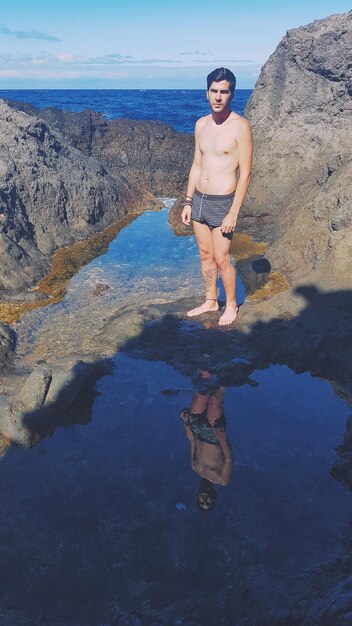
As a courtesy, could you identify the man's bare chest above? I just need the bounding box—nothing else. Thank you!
[199,125,238,157]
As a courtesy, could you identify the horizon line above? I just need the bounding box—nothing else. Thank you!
[0,87,254,91]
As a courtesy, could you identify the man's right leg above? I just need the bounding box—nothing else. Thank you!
[187,220,219,317]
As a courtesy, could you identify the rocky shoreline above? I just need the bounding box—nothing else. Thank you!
[0,11,351,623]
[0,10,351,469]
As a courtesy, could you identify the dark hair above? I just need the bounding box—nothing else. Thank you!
[197,478,217,512]
[207,67,236,94]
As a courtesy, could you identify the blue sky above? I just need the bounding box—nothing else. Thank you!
[0,0,350,88]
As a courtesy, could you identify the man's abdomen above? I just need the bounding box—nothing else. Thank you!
[197,163,238,195]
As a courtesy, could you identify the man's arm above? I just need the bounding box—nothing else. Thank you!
[214,429,233,486]
[181,119,203,225]
[221,118,253,234]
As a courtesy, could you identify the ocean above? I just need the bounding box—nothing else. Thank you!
[0,88,252,133]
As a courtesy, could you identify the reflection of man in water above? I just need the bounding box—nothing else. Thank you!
[181,369,233,511]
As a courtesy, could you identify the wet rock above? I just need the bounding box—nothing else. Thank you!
[160,388,180,396]
[239,11,352,291]
[0,100,160,295]
[91,282,110,297]
[7,101,194,197]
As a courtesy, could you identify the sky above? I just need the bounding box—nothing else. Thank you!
[0,0,350,89]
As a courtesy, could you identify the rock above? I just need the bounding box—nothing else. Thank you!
[6,101,194,197]
[0,100,160,294]
[168,196,194,236]
[0,394,11,421]
[15,368,52,412]
[44,360,99,409]
[239,11,352,291]
[91,282,110,297]
[0,322,16,369]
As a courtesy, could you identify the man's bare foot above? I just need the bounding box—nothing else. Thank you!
[219,304,239,326]
[187,299,219,317]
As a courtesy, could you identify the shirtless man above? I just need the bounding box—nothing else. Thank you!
[181,67,252,325]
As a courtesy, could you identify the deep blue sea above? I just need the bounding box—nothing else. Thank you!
[0,89,252,133]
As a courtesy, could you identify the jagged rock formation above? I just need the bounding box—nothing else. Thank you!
[0,322,16,370]
[239,11,352,290]
[6,101,194,196]
[0,100,159,294]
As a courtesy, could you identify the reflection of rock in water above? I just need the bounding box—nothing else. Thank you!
[331,414,352,492]
[0,359,111,447]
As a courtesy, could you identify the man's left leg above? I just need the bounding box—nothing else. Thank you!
[212,228,238,326]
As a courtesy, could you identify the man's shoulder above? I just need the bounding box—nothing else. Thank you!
[195,115,211,130]
[230,112,252,131]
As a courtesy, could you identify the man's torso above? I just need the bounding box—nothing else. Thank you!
[192,441,225,483]
[196,112,241,195]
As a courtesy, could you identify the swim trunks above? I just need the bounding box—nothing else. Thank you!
[191,188,235,230]
[187,411,226,445]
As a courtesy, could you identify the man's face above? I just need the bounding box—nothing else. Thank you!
[207,80,233,113]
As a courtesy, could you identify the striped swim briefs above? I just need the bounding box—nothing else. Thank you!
[191,188,235,230]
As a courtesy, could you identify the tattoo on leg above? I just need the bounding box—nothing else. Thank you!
[203,266,217,291]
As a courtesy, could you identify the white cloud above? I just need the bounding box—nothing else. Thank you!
[0,23,60,42]
[0,49,261,86]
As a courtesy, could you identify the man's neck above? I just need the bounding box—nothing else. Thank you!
[212,108,232,125]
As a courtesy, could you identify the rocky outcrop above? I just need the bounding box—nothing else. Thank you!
[0,100,159,294]
[239,11,352,290]
[0,322,16,369]
[7,101,194,196]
